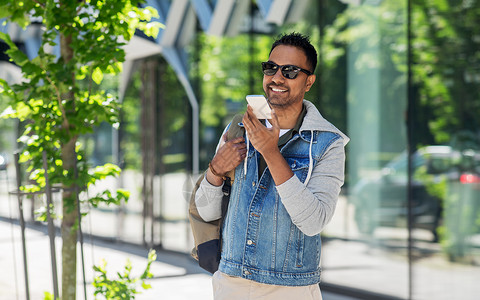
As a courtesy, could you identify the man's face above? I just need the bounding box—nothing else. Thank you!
[263,45,315,109]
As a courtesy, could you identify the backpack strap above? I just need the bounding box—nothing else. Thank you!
[226,114,245,141]
[225,114,245,181]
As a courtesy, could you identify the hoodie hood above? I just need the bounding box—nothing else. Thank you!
[299,100,349,185]
[300,100,350,145]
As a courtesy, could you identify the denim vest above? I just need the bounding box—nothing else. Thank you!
[218,129,341,286]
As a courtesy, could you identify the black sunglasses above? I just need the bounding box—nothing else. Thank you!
[261,61,313,79]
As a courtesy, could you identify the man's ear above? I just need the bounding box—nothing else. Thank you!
[305,74,316,92]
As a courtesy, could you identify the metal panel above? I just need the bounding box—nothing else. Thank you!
[207,0,236,36]
[256,0,273,19]
[266,0,292,25]
[190,0,213,32]
[162,0,190,47]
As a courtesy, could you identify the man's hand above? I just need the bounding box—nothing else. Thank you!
[242,105,280,157]
[243,104,294,186]
[207,134,247,186]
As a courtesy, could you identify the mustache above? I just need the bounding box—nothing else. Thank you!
[267,83,288,90]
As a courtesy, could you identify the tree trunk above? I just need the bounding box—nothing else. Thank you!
[60,33,78,300]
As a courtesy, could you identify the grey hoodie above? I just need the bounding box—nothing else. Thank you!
[196,100,349,236]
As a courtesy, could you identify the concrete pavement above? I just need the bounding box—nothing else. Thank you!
[0,219,360,300]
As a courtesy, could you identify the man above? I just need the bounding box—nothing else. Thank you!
[195,32,349,300]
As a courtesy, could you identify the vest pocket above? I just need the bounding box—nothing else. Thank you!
[285,157,309,183]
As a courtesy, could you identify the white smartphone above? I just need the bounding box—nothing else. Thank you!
[246,95,272,119]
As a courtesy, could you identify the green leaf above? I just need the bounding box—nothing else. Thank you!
[90,163,121,180]
[0,78,13,96]
[43,291,54,300]
[0,32,13,47]
[141,282,152,290]
[116,189,130,202]
[13,101,33,121]
[0,32,29,66]
[92,67,104,85]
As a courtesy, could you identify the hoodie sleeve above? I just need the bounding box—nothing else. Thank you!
[275,138,346,236]
[194,125,230,221]
[195,176,224,221]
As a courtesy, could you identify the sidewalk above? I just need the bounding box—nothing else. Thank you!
[3,168,480,299]
[0,219,359,300]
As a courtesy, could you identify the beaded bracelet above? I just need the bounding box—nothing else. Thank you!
[209,162,227,180]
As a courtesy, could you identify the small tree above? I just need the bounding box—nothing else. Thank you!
[0,1,162,299]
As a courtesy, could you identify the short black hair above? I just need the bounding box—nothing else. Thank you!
[270,32,317,73]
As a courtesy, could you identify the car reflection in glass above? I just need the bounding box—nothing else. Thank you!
[351,146,480,242]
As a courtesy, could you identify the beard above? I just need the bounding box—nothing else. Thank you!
[265,83,303,108]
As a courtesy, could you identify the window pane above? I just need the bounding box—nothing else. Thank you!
[321,1,409,298]
[409,0,480,299]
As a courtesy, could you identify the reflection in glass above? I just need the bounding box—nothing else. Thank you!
[321,1,409,298]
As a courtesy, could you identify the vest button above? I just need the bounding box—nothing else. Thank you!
[252,181,256,187]
[247,240,253,245]
[244,270,251,275]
